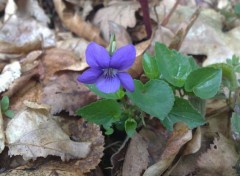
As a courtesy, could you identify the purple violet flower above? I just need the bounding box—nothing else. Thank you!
[77,42,136,93]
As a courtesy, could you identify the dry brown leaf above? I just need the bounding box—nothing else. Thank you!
[53,0,106,46]
[0,61,21,93]
[6,102,91,161]
[41,72,97,115]
[93,1,140,41]
[20,50,42,73]
[10,81,42,111]
[0,117,104,175]
[0,15,55,54]
[0,108,4,154]
[197,133,238,176]
[122,133,149,176]
[143,123,192,176]
[40,48,78,85]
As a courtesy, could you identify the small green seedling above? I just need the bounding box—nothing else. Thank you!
[1,96,14,118]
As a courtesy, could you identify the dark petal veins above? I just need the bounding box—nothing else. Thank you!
[86,42,111,69]
[117,72,134,92]
[110,44,136,70]
[96,75,121,93]
[77,68,103,84]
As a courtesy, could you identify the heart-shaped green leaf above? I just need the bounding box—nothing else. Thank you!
[162,97,205,130]
[127,80,174,120]
[184,67,222,99]
[155,42,197,87]
[76,99,122,134]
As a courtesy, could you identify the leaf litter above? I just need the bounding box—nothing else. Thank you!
[0,0,240,175]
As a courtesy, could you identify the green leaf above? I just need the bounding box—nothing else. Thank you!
[125,118,137,137]
[143,53,160,79]
[155,42,196,87]
[4,110,14,118]
[127,80,174,120]
[86,84,124,99]
[1,96,9,112]
[162,97,205,131]
[231,112,240,139]
[184,67,222,99]
[210,63,237,90]
[76,99,122,132]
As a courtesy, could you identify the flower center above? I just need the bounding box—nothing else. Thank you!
[103,68,117,78]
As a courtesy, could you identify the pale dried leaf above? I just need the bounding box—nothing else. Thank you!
[143,123,192,176]
[19,118,105,174]
[53,0,106,46]
[0,108,4,154]
[0,61,21,93]
[6,103,91,161]
[122,133,149,176]
[41,72,97,115]
[93,1,140,41]
[16,0,50,25]
[0,15,55,54]
[56,37,89,64]
[197,134,238,176]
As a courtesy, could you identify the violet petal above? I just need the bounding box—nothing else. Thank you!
[96,75,120,93]
[77,68,103,84]
[86,42,111,69]
[110,44,136,70]
[117,72,134,92]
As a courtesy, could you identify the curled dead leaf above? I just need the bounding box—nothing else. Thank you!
[6,102,91,161]
[143,123,192,176]
[0,16,55,54]
[93,1,140,41]
[53,0,106,46]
